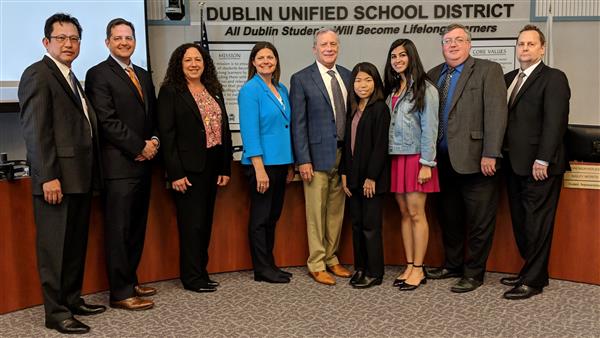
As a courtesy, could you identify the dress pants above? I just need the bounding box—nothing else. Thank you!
[303,149,345,272]
[437,151,500,281]
[33,192,92,324]
[349,192,384,278]
[173,148,220,289]
[506,165,563,288]
[103,174,151,301]
[245,165,288,275]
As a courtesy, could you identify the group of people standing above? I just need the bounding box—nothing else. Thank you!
[18,12,570,335]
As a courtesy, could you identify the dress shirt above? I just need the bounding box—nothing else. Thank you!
[437,62,464,152]
[506,59,542,102]
[45,53,91,136]
[110,54,160,147]
[507,59,548,167]
[316,60,348,123]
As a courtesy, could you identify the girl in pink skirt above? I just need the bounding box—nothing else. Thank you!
[384,39,440,291]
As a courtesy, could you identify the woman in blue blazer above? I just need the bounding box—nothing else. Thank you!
[238,42,294,283]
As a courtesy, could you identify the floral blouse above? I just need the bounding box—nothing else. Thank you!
[191,88,222,148]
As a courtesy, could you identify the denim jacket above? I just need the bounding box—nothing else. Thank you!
[387,80,439,167]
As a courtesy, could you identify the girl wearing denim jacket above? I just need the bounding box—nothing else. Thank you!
[384,39,440,291]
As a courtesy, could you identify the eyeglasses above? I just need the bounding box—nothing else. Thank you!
[442,37,469,45]
[110,36,135,42]
[50,35,81,43]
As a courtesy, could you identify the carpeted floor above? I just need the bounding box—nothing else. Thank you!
[2,266,599,337]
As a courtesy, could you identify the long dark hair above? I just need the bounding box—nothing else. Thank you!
[247,41,281,85]
[349,62,385,115]
[383,39,429,113]
[162,43,223,96]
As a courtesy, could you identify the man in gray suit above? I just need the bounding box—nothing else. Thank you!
[290,28,353,285]
[19,13,104,334]
[426,24,508,293]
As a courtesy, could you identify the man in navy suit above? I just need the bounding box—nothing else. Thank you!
[85,18,157,310]
[290,28,353,285]
[19,13,104,334]
[501,25,570,300]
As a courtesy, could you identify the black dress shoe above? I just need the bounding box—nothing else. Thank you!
[352,275,382,289]
[349,270,365,285]
[183,284,217,293]
[392,278,406,287]
[46,317,90,334]
[450,277,483,293]
[201,278,220,287]
[254,273,290,283]
[500,275,522,286]
[503,284,542,300]
[426,267,462,279]
[399,277,427,291]
[69,302,106,316]
[277,269,293,278]
[200,272,220,287]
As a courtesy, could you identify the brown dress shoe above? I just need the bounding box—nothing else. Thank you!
[135,285,157,297]
[310,271,336,285]
[328,264,352,278]
[110,297,154,311]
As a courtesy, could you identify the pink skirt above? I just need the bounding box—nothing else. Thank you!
[390,154,440,193]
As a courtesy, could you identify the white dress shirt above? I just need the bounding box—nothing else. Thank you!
[316,60,348,122]
[45,53,91,135]
[507,59,548,166]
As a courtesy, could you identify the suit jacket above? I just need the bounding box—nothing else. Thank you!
[340,100,391,194]
[18,56,100,195]
[504,62,571,176]
[157,84,232,182]
[290,62,352,171]
[428,56,508,174]
[238,74,293,166]
[85,56,157,179]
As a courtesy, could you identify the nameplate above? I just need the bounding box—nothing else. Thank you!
[564,163,600,190]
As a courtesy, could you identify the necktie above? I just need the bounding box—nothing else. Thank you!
[327,69,346,141]
[437,67,455,144]
[125,67,144,101]
[508,72,526,107]
[68,70,82,107]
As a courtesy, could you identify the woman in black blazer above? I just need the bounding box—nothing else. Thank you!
[340,62,391,289]
[157,43,232,293]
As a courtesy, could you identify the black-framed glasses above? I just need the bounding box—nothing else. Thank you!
[50,35,81,43]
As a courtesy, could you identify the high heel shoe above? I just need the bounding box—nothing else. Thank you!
[398,264,427,291]
[392,262,413,287]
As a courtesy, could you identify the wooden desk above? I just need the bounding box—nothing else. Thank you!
[1,162,598,314]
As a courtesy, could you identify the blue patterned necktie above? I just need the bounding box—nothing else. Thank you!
[437,67,455,144]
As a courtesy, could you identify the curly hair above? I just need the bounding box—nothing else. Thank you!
[383,39,430,113]
[161,43,223,96]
